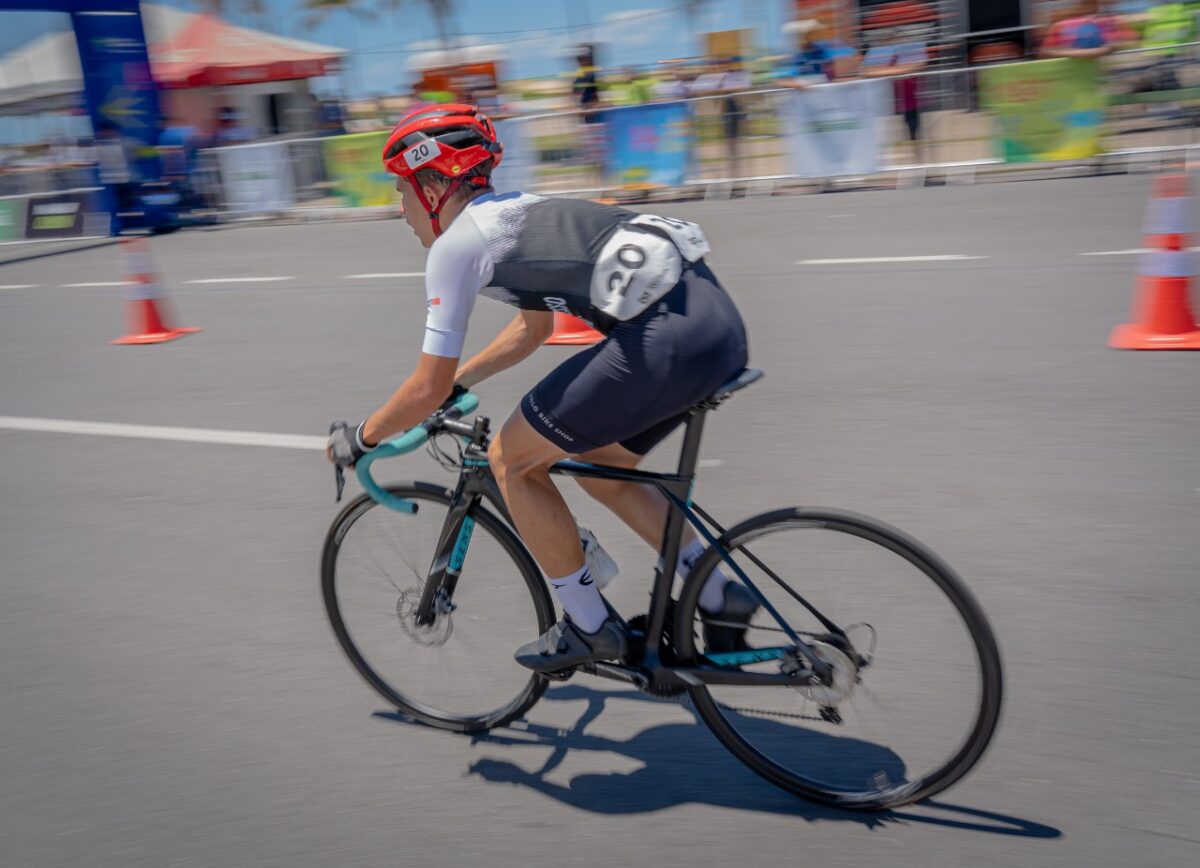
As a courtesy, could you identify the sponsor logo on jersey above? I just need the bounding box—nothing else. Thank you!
[543,296,570,314]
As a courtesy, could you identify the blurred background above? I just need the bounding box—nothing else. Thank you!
[0,0,1197,232]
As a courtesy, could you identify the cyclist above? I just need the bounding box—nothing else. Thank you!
[327,104,756,672]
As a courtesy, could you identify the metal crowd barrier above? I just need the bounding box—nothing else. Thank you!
[194,42,1200,216]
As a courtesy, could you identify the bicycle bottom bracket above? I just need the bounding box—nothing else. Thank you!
[396,587,453,646]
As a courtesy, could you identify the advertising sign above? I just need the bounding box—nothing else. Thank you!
[784,79,889,178]
[0,199,26,243]
[322,132,398,208]
[604,103,692,188]
[980,59,1105,162]
[23,190,105,240]
[70,8,161,157]
[215,141,296,214]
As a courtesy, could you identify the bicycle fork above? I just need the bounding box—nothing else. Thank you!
[413,487,479,625]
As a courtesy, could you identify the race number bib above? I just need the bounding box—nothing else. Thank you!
[403,140,441,171]
[629,214,712,263]
[589,226,682,321]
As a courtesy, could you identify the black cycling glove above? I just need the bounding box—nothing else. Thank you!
[327,419,375,469]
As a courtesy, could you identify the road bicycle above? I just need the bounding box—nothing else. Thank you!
[322,369,1003,809]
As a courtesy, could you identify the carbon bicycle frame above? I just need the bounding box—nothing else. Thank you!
[412,407,836,690]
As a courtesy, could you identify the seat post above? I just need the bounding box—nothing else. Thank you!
[675,407,708,477]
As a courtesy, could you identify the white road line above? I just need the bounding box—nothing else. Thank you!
[697,458,723,468]
[0,234,107,248]
[0,284,39,289]
[1079,247,1199,256]
[61,281,134,287]
[186,276,294,284]
[796,255,986,265]
[0,416,325,451]
[343,272,425,279]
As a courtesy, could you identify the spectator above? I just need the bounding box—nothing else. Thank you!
[862,30,930,162]
[95,123,134,232]
[690,57,753,180]
[783,18,857,84]
[1040,0,1128,58]
[1138,1,1196,96]
[213,106,253,145]
[571,44,605,177]
[573,44,602,123]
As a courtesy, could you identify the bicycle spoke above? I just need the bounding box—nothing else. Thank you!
[678,509,1001,808]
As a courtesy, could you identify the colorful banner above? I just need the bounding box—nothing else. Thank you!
[980,59,1105,163]
[215,141,295,214]
[0,199,25,243]
[70,7,162,163]
[783,80,889,178]
[603,103,692,188]
[321,132,397,208]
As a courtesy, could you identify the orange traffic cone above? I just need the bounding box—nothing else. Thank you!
[112,237,200,346]
[1109,174,1200,350]
[545,312,603,346]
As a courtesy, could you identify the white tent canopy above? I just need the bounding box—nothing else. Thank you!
[0,5,341,115]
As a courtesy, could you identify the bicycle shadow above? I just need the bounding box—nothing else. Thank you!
[375,684,1060,838]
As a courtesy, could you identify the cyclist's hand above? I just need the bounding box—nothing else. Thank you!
[327,419,375,468]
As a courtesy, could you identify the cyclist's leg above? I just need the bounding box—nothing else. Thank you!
[488,411,581,579]
[491,411,626,671]
[575,440,729,611]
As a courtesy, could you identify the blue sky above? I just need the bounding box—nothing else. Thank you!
[0,1,796,98]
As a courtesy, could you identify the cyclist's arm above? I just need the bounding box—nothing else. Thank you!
[454,309,554,389]
[362,353,458,445]
[361,214,491,444]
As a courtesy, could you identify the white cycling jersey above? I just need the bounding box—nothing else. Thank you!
[420,191,711,358]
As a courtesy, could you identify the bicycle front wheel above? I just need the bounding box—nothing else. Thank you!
[322,482,555,733]
[675,508,1003,809]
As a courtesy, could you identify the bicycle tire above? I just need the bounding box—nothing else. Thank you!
[322,482,555,733]
[674,507,1003,810]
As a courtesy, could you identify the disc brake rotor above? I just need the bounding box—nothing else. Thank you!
[396,587,453,646]
[792,643,858,704]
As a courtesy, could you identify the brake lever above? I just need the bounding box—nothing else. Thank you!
[330,421,348,502]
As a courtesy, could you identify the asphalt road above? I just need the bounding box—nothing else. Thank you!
[1,175,1198,868]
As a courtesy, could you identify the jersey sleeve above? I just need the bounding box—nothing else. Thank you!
[420,215,495,358]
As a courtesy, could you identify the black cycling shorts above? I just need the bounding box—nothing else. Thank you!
[521,260,749,455]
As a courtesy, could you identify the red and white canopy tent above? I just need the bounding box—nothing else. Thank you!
[0,5,344,132]
[151,13,342,89]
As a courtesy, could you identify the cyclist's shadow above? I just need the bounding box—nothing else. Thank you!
[377,685,1060,837]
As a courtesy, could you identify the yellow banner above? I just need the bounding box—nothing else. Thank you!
[321,132,397,208]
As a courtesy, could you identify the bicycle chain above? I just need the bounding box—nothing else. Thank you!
[640,689,831,723]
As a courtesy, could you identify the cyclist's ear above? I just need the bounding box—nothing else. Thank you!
[421,178,449,205]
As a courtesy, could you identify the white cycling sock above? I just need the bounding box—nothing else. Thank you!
[549,565,608,634]
[678,538,730,614]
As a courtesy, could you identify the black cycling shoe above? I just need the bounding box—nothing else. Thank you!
[514,615,628,673]
[701,582,761,654]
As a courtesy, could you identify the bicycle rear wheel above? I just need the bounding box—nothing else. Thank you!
[674,508,1003,809]
[322,482,555,733]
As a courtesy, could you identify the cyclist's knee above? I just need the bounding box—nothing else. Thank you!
[489,419,560,481]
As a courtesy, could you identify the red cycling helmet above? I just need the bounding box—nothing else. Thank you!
[383,103,503,236]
